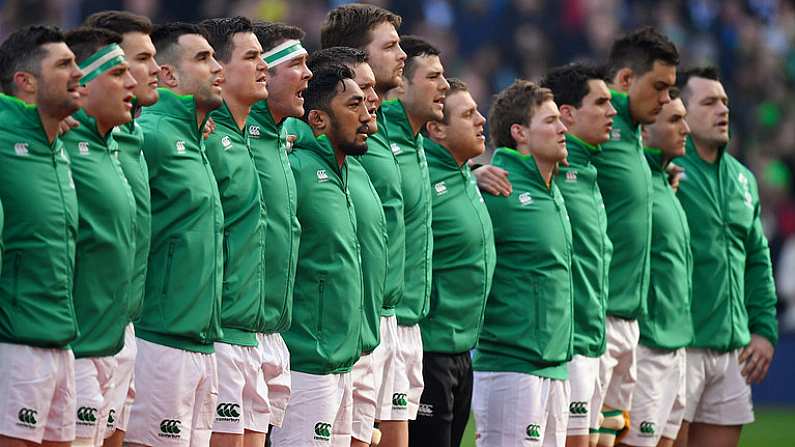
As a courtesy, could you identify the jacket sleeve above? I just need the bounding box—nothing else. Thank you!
[744,187,779,347]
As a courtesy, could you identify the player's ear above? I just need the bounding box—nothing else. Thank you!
[307,109,328,132]
[426,120,446,141]
[12,71,37,96]
[510,123,528,146]
[158,64,178,89]
[558,104,575,126]
[614,67,633,91]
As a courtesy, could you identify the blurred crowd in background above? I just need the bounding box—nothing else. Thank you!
[3,0,795,331]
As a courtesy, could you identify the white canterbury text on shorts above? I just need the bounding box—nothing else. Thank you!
[373,315,401,421]
[104,323,137,438]
[0,343,76,443]
[598,316,640,412]
[213,342,269,434]
[623,346,686,446]
[351,352,379,443]
[125,338,218,447]
[271,371,353,446]
[75,355,118,443]
[394,324,424,420]
[684,348,754,426]
[473,371,570,447]
[256,332,291,428]
[566,355,602,436]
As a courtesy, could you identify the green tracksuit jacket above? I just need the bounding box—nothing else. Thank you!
[474,148,574,380]
[348,157,388,354]
[676,138,778,350]
[383,99,432,326]
[640,148,694,350]
[247,101,299,333]
[136,88,224,353]
[420,138,496,354]
[358,107,404,316]
[555,134,612,358]
[282,118,364,374]
[112,112,150,322]
[0,94,79,348]
[206,102,268,346]
[63,109,136,358]
[591,90,652,320]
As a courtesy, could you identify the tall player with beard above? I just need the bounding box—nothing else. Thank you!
[320,5,409,446]
[125,23,225,447]
[272,64,370,446]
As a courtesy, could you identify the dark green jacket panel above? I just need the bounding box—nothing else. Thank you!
[591,91,652,320]
[421,138,496,354]
[0,94,79,348]
[555,134,612,357]
[474,148,574,380]
[136,89,224,353]
[248,101,299,333]
[640,149,694,350]
[282,118,364,374]
[676,139,778,349]
[113,118,151,322]
[63,109,137,358]
[207,102,268,346]
[383,100,432,325]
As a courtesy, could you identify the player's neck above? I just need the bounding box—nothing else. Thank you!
[224,94,252,131]
[693,137,720,164]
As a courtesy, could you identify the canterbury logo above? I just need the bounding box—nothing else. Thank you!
[248,125,261,137]
[526,424,541,439]
[77,406,98,422]
[107,409,116,427]
[569,401,588,415]
[216,403,241,418]
[313,422,332,440]
[160,419,182,434]
[392,393,408,408]
[17,408,37,425]
[640,421,656,435]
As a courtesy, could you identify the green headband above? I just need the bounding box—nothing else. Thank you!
[79,43,126,85]
[263,39,307,67]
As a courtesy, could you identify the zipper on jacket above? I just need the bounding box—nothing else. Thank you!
[52,149,78,335]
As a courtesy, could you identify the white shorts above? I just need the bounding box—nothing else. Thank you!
[473,371,570,447]
[75,355,118,443]
[566,355,602,436]
[623,346,686,446]
[391,324,424,420]
[598,316,639,412]
[104,323,137,438]
[352,343,390,444]
[125,338,218,447]
[271,371,353,446]
[213,342,269,434]
[0,343,76,444]
[373,315,401,421]
[257,332,291,428]
[684,348,754,426]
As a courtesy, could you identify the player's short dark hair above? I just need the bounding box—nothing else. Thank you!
[440,78,469,124]
[64,27,123,65]
[200,16,253,63]
[676,66,720,105]
[400,35,440,81]
[150,22,208,66]
[304,63,355,120]
[252,21,305,53]
[607,26,679,79]
[83,10,152,35]
[308,47,368,73]
[541,63,607,109]
[488,79,554,149]
[0,25,65,94]
[321,3,402,50]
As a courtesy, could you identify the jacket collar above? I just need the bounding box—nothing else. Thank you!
[284,117,345,176]
[423,137,464,170]
[492,146,549,190]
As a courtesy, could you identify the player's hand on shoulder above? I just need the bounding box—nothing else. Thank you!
[473,164,512,197]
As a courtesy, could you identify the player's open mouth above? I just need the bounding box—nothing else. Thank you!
[476,128,485,141]
[123,94,134,110]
